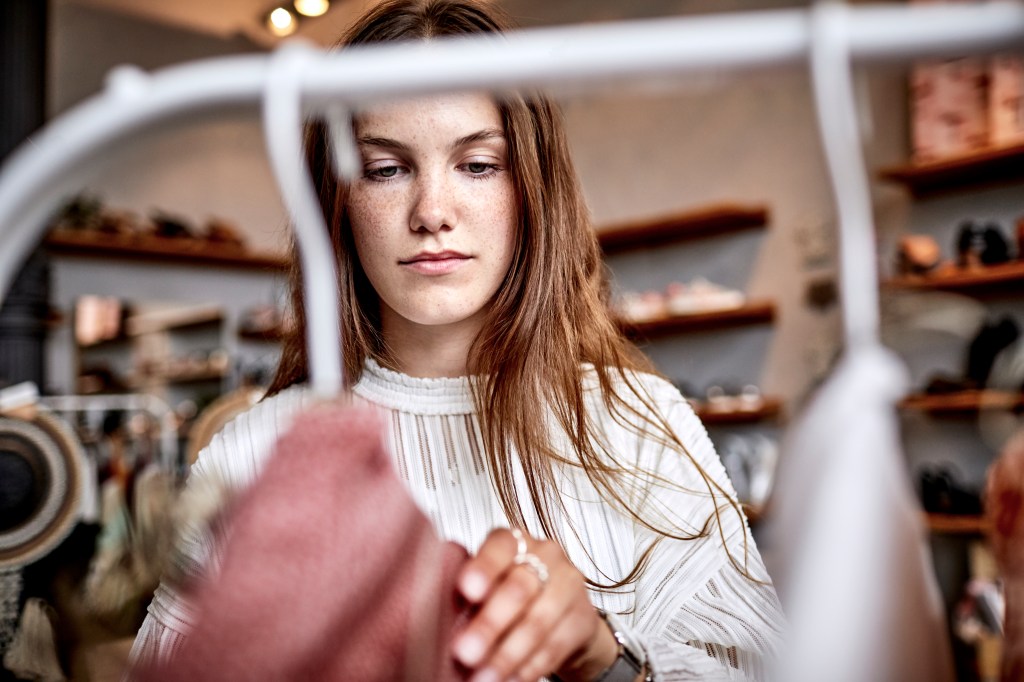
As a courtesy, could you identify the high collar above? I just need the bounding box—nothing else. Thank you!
[353,357,477,415]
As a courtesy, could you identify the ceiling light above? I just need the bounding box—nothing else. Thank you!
[293,0,330,18]
[267,7,297,37]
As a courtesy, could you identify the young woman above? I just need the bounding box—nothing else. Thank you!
[131,1,785,680]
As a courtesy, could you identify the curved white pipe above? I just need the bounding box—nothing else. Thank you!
[262,44,344,397]
[809,3,881,351]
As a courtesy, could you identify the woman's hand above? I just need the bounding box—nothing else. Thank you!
[452,527,619,682]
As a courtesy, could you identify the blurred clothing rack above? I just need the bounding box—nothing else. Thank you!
[39,393,179,474]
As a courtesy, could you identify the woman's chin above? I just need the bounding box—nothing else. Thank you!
[389,303,490,332]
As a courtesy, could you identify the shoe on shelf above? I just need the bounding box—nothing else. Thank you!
[957,221,1012,269]
[615,290,667,324]
[665,278,745,316]
[966,316,1020,388]
[918,463,983,515]
[897,234,942,276]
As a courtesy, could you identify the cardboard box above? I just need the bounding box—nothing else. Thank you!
[909,0,991,162]
[911,57,990,163]
[990,54,1024,147]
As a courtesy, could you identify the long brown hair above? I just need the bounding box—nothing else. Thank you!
[268,0,749,589]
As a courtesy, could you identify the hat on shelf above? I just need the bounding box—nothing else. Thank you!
[0,412,85,570]
[186,387,265,465]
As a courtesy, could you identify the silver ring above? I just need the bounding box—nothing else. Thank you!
[509,527,528,558]
[513,552,550,587]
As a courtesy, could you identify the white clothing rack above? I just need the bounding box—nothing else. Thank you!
[0,3,1021,679]
[38,393,179,473]
[0,1,1022,395]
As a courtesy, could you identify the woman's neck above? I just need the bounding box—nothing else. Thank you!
[379,310,483,379]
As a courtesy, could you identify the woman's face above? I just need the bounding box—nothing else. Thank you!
[347,93,518,344]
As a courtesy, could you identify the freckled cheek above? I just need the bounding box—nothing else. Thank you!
[489,185,519,259]
[467,181,517,233]
[346,196,396,266]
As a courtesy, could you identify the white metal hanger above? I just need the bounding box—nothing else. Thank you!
[263,43,345,397]
[810,1,881,352]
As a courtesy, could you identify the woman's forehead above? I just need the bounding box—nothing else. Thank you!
[353,92,504,138]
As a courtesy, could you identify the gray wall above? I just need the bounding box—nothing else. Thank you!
[567,68,856,406]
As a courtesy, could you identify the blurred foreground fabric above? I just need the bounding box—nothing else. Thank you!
[769,346,955,682]
[136,403,470,681]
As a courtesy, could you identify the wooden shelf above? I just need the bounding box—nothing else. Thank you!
[621,301,775,339]
[45,229,287,271]
[132,367,227,387]
[899,390,1023,413]
[596,204,769,254]
[78,334,130,350]
[879,141,1024,197]
[164,368,227,385]
[695,396,783,425]
[925,513,990,535]
[238,326,291,342]
[126,307,223,336]
[885,261,1024,294]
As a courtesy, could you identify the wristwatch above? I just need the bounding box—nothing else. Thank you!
[594,609,651,682]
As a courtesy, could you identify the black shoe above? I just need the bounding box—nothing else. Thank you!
[919,464,982,515]
[980,223,1011,266]
[965,316,1020,387]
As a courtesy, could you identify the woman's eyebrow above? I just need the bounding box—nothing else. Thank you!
[357,136,411,152]
[450,128,506,150]
[357,128,505,153]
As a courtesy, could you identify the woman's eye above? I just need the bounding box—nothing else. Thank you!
[370,166,399,179]
[462,161,500,177]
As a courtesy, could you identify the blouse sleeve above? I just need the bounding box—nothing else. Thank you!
[610,377,785,681]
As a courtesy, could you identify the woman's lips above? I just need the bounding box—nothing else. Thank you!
[400,252,471,275]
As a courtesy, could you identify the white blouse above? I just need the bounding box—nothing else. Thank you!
[130,359,784,680]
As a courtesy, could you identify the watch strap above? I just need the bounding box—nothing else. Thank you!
[594,610,650,682]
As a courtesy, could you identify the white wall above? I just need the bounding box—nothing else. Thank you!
[49,0,288,254]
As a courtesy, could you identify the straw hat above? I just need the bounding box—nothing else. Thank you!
[0,413,85,569]
[186,387,264,465]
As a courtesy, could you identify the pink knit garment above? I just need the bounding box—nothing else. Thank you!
[140,404,471,681]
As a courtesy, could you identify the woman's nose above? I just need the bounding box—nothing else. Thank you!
[410,170,453,234]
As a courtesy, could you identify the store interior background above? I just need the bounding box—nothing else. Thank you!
[4,0,1022,679]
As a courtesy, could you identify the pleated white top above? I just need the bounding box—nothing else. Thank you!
[130,359,784,680]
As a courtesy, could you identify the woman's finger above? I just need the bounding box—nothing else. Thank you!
[456,527,520,604]
[453,553,547,669]
[452,528,611,681]
[511,604,601,682]
[475,566,573,680]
